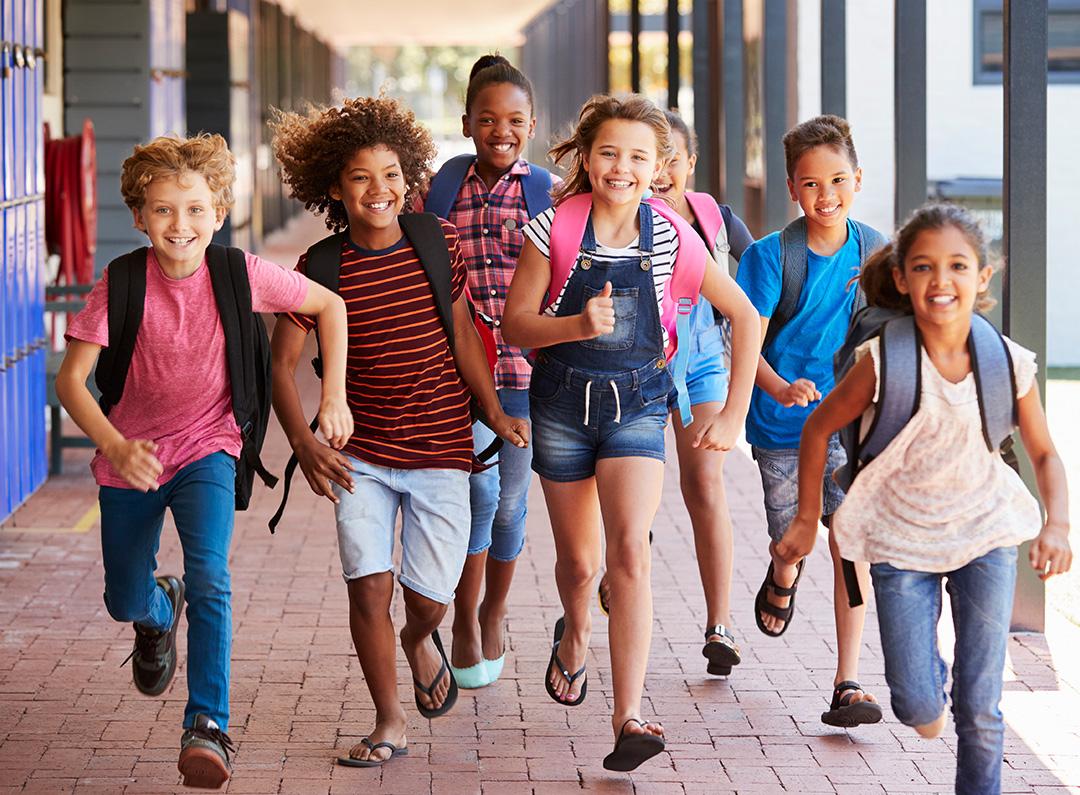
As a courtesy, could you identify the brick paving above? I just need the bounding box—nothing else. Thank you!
[2,215,1079,794]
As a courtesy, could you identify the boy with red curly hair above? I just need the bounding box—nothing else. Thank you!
[271,96,527,768]
[56,133,352,788]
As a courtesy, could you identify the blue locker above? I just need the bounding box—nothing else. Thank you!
[31,0,43,196]
[1,0,13,202]
[0,207,8,518]
[14,203,27,502]
[29,200,45,490]
[11,0,23,202]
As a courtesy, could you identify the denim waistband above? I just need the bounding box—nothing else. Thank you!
[534,351,669,391]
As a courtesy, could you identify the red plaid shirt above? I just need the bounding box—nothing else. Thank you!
[447,159,539,390]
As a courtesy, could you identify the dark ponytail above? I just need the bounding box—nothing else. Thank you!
[465,54,535,116]
[859,241,910,311]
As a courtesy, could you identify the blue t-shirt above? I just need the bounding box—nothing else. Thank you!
[736,219,863,448]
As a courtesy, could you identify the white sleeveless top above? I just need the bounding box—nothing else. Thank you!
[831,335,1042,573]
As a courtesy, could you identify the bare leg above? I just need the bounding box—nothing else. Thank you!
[672,402,733,637]
[479,556,517,661]
[596,456,665,741]
[829,528,877,705]
[541,476,602,702]
[451,551,485,669]
[399,587,453,712]
[761,541,802,634]
[343,573,407,763]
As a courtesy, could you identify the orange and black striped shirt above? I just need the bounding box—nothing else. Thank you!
[288,221,473,472]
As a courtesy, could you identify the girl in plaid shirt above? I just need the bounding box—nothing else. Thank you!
[426,55,555,689]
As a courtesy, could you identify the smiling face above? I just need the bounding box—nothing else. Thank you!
[787,144,861,230]
[463,82,535,174]
[652,128,695,203]
[893,224,993,326]
[584,119,662,207]
[330,144,406,233]
[132,171,226,273]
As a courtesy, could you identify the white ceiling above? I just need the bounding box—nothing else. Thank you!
[274,0,560,49]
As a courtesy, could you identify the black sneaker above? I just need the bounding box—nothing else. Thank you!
[178,713,234,789]
[125,575,184,696]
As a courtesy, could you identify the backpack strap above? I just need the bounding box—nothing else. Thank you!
[424,154,476,220]
[206,245,278,490]
[546,193,593,311]
[95,248,149,415]
[685,191,725,255]
[858,315,922,463]
[400,213,456,349]
[763,217,809,353]
[520,164,554,220]
[969,313,1018,452]
[304,232,348,379]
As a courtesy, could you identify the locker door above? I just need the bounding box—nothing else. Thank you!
[2,0,13,201]
[0,207,8,518]
[11,0,24,202]
[14,203,28,503]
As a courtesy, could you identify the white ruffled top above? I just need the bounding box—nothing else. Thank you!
[831,335,1043,573]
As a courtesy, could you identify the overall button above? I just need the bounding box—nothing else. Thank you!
[656,358,666,369]
[640,258,652,271]
[580,257,592,270]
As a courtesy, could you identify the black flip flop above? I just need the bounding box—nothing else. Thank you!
[336,737,409,767]
[754,558,805,638]
[701,623,741,676]
[602,718,665,771]
[544,616,587,706]
[821,680,883,727]
[414,629,458,719]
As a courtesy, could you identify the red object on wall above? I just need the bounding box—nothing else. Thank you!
[45,119,97,286]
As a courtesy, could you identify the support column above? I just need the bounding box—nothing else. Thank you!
[893,0,927,225]
[821,0,845,117]
[692,0,719,197]
[763,0,791,232]
[667,0,680,109]
[630,0,641,93]
[1003,0,1048,633]
[721,0,744,217]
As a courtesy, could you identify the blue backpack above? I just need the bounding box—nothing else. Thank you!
[833,307,1019,605]
[424,154,554,221]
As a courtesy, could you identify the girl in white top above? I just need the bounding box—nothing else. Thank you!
[774,203,1071,795]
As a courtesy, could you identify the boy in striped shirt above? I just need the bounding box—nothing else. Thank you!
[270,97,528,767]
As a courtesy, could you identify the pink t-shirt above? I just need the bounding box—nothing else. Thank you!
[66,248,308,488]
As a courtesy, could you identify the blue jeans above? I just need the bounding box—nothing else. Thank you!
[98,452,236,731]
[468,388,532,560]
[871,546,1018,795]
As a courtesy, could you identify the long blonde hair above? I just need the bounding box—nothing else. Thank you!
[548,94,674,206]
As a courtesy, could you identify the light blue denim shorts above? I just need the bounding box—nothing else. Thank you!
[668,320,730,412]
[332,455,471,604]
[751,434,847,542]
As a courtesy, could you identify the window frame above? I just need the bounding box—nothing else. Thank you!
[972,0,1080,85]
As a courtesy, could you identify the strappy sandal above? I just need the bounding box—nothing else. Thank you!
[821,680,883,727]
[336,737,409,768]
[413,630,458,719]
[602,718,665,771]
[544,616,587,706]
[754,558,805,638]
[598,531,653,616]
[701,624,741,676]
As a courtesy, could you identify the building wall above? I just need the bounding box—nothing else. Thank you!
[793,0,1079,366]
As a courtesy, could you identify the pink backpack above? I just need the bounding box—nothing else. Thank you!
[685,191,728,262]
[546,192,708,425]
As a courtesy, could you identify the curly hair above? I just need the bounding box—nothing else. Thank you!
[549,94,674,206]
[782,114,858,180]
[271,96,437,231]
[860,202,998,314]
[120,133,236,210]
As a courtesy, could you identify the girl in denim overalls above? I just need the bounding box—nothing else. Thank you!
[502,94,760,771]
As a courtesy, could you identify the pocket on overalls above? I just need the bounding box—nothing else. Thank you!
[637,367,674,408]
[580,285,639,351]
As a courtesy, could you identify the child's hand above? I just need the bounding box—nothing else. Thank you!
[104,438,163,493]
[1029,522,1072,580]
[295,437,355,504]
[692,408,740,451]
[579,281,615,339]
[775,378,821,408]
[490,413,530,449]
[317,393,354,450]
[776,515,819,564]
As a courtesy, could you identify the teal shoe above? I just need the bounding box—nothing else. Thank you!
[449,660,492,689]
[484,654,505,682]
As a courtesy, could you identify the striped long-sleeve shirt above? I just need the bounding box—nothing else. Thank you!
[287,220,473,472]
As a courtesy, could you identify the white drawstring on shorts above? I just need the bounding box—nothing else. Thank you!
[582,380,622,425]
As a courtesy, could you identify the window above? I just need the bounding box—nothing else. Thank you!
[974,0,1080,84]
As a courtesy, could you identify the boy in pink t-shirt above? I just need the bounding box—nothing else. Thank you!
[56,134,351,789]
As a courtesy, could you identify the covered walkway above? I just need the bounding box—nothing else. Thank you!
[1,222,1079,795]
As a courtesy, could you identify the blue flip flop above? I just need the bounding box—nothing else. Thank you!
[450,660,492,689]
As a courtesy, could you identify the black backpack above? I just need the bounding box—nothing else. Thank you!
[95,245,279,510]
[267,212,501,533]
[831,307,1018,606]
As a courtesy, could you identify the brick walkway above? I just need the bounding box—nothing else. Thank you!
[2,216,1079,794]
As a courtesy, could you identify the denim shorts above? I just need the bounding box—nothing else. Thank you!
[332,456,471,604]
[529,354,672,482]
[752,434,847,542]
[667,320,730,412]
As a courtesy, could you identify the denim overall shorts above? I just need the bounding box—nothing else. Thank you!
[529,202,674,482]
